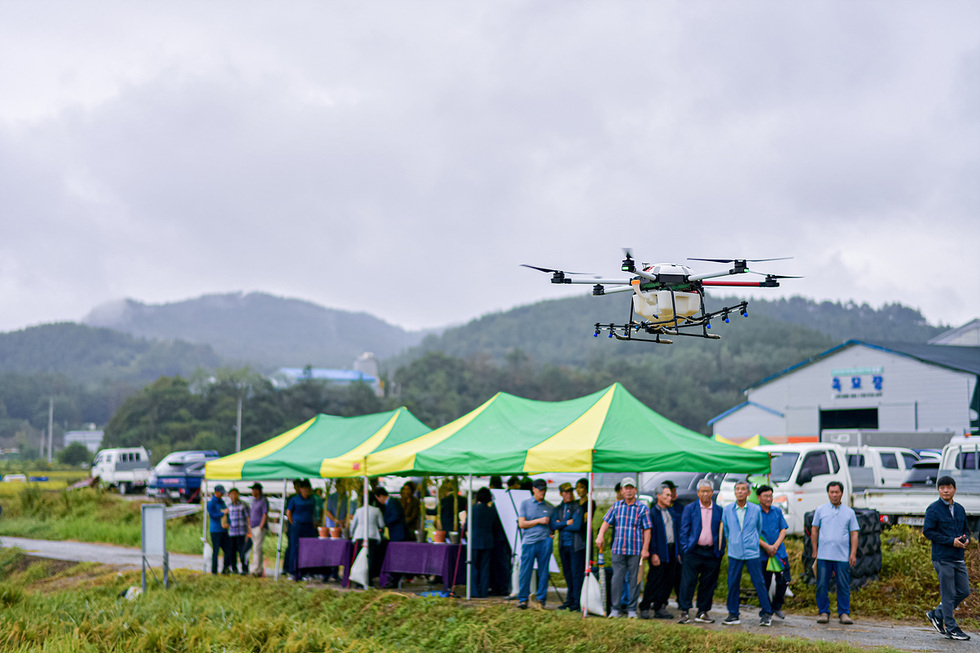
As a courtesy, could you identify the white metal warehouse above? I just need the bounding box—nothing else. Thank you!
[710,330,980,448]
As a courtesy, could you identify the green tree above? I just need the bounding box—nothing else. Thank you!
[57,442,92,466]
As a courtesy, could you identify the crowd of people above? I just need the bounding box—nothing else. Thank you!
[204,472,972,641]
[518,475,972,641]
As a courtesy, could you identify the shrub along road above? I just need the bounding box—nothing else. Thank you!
[0,535,962,652]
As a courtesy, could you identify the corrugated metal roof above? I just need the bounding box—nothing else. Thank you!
[276,367,378,383]
[744,340,980,392]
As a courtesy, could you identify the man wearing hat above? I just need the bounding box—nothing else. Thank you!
[596,477,651,618]
[249,482,269,577]
[551,482,584,611]
[516,478,555,609]
[207,485,231,574]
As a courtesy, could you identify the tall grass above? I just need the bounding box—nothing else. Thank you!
[0,485,206,553]
[0,549,903,653]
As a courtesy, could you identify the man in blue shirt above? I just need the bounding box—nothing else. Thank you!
[207,485,230,574]
[721,480,772,627]
[812,481,859,625]
[551,482,584,611]
[757,484,789,619]
[516,479,555,609]
[923,476,972,641]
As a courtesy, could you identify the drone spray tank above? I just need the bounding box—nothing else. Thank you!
[629,263,700,323]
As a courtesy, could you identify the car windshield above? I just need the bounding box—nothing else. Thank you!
[768,452,800,483]
[642,472,699,492]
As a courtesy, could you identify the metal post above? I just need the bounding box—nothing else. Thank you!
[236,396,243,453]
[466,474,473,600]
[201,487,209,574]
[274,478,287,580]
[583,471,594,618]
[47,397,54,463]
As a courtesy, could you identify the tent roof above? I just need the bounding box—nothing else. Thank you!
[205,407,431,480]
[364,383,770,476]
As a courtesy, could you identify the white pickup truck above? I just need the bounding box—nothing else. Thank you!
[91,447,153,494]
[844,445,921,489]
[718,440,980,534]
[718,442,852,534]
[855,439,980,531]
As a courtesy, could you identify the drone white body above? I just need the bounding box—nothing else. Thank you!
[523,252,797,344]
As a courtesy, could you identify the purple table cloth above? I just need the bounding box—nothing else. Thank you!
[297,537,354,587]
[379,542,463,591]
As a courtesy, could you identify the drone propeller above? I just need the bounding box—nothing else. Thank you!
[688,257,793,264]
[744,271,803,279]
[520,264,594,275]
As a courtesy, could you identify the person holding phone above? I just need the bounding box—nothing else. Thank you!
[923,476,973,641]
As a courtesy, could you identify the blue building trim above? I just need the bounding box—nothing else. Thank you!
[707,401,785,426]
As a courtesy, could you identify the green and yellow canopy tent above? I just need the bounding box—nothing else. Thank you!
[203,407,431,579]
[205,407,431,481]
[364,383,770,476]
[360,383,770,604]
[739,434,776,449]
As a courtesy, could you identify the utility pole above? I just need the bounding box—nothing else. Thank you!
[47,397,54,463]
[236,395,243,453]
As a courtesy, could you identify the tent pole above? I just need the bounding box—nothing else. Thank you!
[466,474,473,600]
[274,478,286,581]
[583,471,593,618]
[201,483,208,574]
[363,469,369,569]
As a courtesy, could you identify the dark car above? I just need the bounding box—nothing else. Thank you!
[641,471,723,511]
[901,460,940,487]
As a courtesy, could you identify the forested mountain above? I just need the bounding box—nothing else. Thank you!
[393,293,946,370]
[83,292,428,368]
[0,323,222,384]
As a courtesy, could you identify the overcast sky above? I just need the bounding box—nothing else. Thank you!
[1,1,978,335]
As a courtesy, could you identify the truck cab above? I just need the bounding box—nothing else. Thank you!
[91,447,152,494]
[148,450,220,502]
[718,443,850,534]
[844,446,920,489]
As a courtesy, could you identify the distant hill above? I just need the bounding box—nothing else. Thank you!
[393,293,949,370]
[82,292,429,369]
[0,322,222,384]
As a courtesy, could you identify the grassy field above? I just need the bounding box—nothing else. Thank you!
[0,548,908,653]
[1,482,977,630]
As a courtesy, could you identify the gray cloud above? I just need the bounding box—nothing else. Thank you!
[0,1,977,333]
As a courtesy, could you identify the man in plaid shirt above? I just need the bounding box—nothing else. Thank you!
[596,477,651,618]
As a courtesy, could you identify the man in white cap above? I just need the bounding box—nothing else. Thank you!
[596,477,651,618]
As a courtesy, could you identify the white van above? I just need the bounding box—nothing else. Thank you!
[91,447,152,494]
[718,443,850,534]
[844,446,920,489]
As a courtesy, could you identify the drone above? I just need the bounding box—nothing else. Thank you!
[523,250,798,344]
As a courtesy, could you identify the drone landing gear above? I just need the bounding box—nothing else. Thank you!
[592,299,749,344]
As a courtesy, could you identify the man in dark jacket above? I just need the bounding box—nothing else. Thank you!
[376,487,406,542]
[639,484,681,619]
[923,476,973,641]
[551,482,584,610]
[676,479,725,624]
